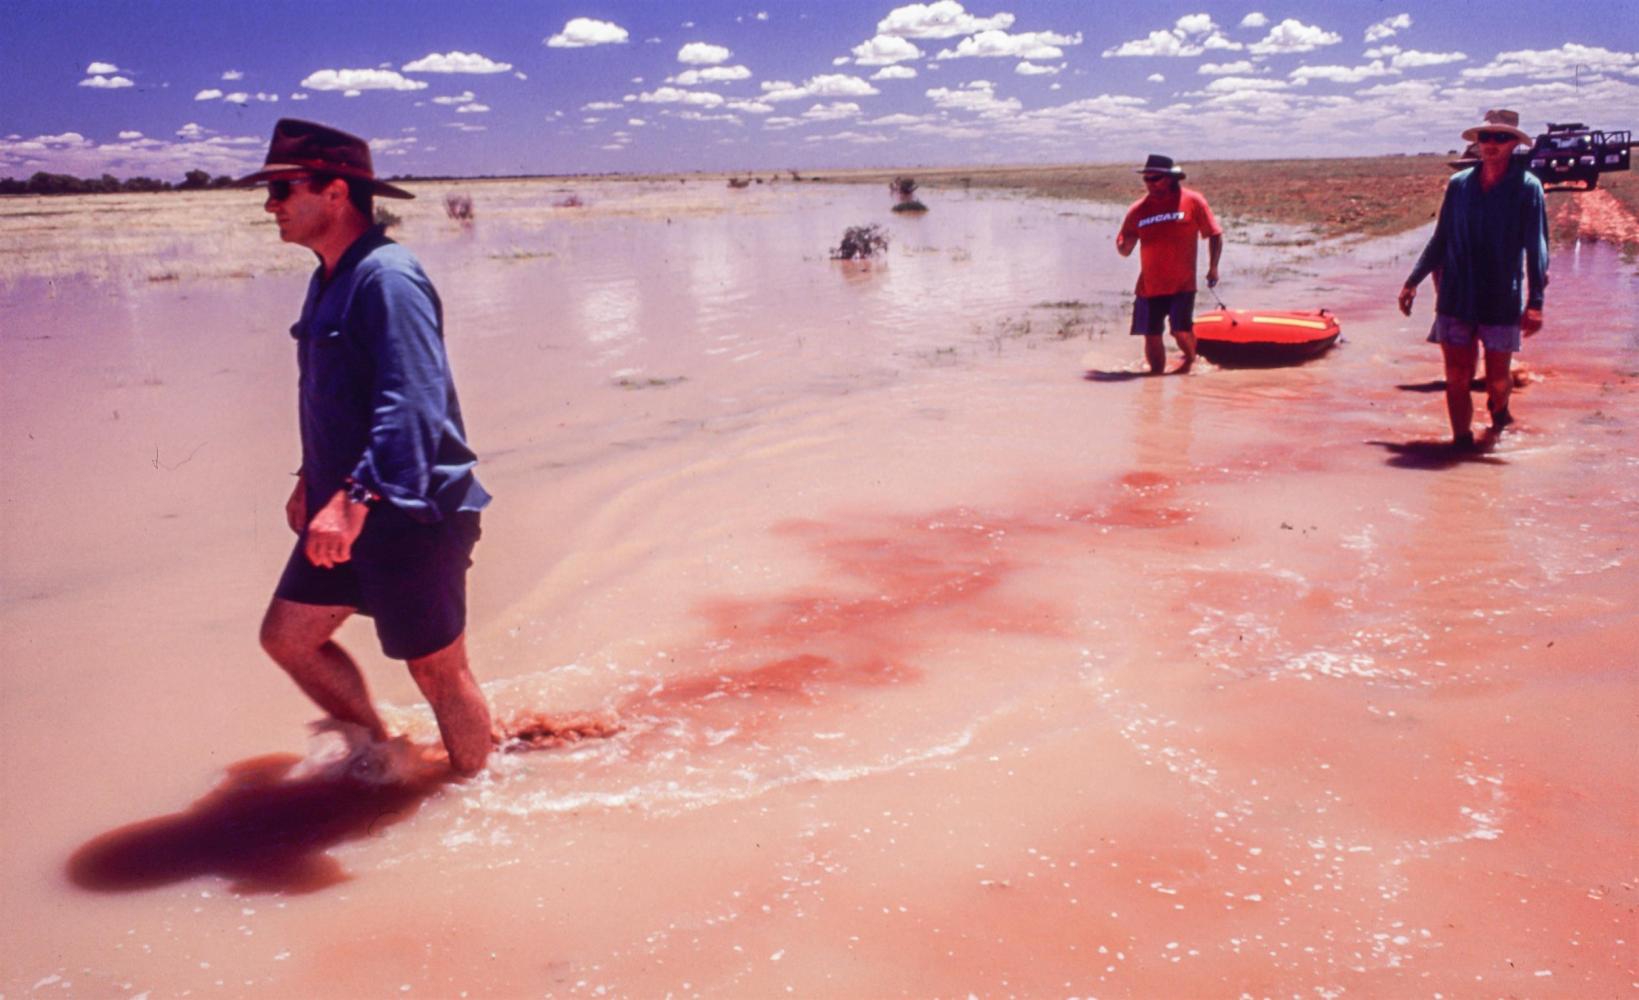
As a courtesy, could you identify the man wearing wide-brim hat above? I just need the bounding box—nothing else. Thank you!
[237,118,494,775]
[1115,154,1224,374]
[1399,109,1548,450]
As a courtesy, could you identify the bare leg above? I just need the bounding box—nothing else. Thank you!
[1440,340,1479,444]
[407,634,492,776]
[1173,327,1197,374]
[1143,334,1166,374]
[260,598,388,741]
[1483,348,1514,428]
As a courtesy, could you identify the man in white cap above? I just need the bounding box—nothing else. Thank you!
[1399,109,1548,449]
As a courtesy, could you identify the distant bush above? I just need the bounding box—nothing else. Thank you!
[374,204,403,228]
[444,192,474,222]
[0,168,241,196]
[553,193,585,208]
[831,223,889,260]
[891,200,928,213]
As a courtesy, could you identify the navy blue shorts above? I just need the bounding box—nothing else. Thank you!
[1131,292,1196,336]
[275,508,481,660]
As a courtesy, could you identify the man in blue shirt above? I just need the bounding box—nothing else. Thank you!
[238,119,493,775]
[1399,108,1549,450]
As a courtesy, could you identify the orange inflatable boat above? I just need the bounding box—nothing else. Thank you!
[1192,309,1340,366]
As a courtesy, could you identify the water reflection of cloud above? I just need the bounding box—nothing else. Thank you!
[579,278,641,361]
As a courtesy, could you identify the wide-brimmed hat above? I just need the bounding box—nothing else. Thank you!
[236,118,414,199]
[1460,108,1530,144]
[1135,153,1185,178]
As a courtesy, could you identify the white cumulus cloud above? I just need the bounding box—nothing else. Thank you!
[925,79,1021,115]
[1203,75,1289,93]
[1239,12,1268,28]
[878,2,1015,39]
[1147,73,1165,82]
[1249,19,1342,55]
[547,18,629,48]
[1105,16,1238,58]
[671,65,752,85]
[1289,60,1394,84]
[221,69,244,81]
[761,74,880,102]
[1016,61,1061,76]
[1460,43,1637,80]
[637,86,726,107]
[939,29,1082,60]
[432,91,477,105]
[194,88,224,101]
[118,130,144,139]
[1364,14,1411,43]
[1392,49,1467,69]
[871,65,919,80]
[302,68,427,92]
[80,75,134,89]
[455,103,490,113]
[402,51,514,74]
[852,35,923,65]
[802,101,861,121]
[1199,60,1255,75]
[85,61,120,74]
[678,42,732,65]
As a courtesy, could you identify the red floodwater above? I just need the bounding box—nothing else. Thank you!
[2,181,1635,997]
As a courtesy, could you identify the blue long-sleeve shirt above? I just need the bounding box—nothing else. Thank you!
[291,227,490,523]
[1405,164,1549,325]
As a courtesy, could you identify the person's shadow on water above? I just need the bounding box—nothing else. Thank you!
[67,754,445,895]
[1367,432,1508,470]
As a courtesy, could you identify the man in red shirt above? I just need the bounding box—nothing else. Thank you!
[1116,154,1223,374]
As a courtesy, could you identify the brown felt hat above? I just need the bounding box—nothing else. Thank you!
[1135,153,1185,178]
[236,118,414,199]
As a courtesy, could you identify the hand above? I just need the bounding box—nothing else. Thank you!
[1521,307,1543,336]
[1205,266,1219,289]
[304,490,370,568]
[285,474,307,535]
[1397,285,1416,317]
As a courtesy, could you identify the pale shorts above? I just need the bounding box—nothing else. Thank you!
[1427,314,1522,353]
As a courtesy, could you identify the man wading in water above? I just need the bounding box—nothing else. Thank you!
[238,119,494,775]
[1399,108,1548,450]
[1116,154,1223,374]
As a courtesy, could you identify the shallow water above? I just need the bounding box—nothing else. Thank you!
[2,180,1636,997]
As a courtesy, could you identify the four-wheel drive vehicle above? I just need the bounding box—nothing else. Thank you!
[1527,122,1632,190]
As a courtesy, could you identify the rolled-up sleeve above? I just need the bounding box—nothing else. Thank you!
[347,269,450,519]
[1523,179,1549,310]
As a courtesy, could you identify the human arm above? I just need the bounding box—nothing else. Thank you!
[1402,178,1457,312]
[303,488,370,568]
[1522,177,1549,324]
[1115,229,1136,257]
[347,266,452,521]
[1205,233,1222,288]
[285,471,307,534]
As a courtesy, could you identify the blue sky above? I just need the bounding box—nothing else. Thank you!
[4,0,1636,181]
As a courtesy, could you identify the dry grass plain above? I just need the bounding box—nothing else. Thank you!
[803,154,1639,251]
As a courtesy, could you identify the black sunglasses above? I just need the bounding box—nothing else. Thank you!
[265,176,315,200]
[1475,131,1517,144]
[1142,173,1171,182]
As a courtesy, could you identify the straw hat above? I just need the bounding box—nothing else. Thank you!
[1460,109,1530,144]
[236,118,414,199]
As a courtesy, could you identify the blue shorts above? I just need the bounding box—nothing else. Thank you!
[275,508,481,660]
[1131,292,1196,336]
[1427,314,1522,353]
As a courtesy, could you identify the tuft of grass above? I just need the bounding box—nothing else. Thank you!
[831,223,889,260]
[443,192,474,223]
[614,375,687,390]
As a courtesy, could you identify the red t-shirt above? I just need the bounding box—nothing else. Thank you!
[1119,187,1221,297]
